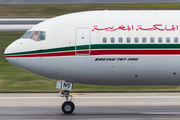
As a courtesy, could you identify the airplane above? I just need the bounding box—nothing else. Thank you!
[4,10,180,114]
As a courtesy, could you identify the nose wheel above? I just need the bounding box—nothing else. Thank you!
[62,101,75,114]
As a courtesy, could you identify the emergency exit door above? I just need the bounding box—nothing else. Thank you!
[75,27,91,55]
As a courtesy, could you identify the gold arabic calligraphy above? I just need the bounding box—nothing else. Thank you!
[92,24,178,32]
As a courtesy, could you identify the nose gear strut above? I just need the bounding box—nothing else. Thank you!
[60,90,73,101]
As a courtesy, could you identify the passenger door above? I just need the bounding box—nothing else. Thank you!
[75,27,91,55]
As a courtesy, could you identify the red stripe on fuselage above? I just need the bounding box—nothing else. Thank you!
[5,49,180,58]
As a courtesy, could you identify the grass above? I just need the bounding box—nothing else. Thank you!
[1,4,180,18]
[1,4,180,92]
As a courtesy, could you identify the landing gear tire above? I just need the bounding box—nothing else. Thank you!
[61,101,75,114]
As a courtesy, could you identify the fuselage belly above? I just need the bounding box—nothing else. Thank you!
[14,55,180,86]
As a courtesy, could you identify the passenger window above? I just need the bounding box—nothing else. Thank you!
[150,37,154,43]
[111,37,115,43]
[127,37,131,43]
[103,37,107,43]
[37,31,46,41]
[21,31,33,39]
[30,31,39,41]
[119,37,123,43]
[142,37,147,43]
[174,37,178,43]
[158,37,162,43]
[134,37,138,43]
[166,37,170,43]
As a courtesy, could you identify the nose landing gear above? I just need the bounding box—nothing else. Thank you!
[56,81,74,114]
[60,90,75,114]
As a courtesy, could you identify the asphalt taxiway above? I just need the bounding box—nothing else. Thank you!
[1,93,180,120]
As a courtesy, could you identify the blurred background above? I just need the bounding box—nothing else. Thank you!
[1,1,180,93]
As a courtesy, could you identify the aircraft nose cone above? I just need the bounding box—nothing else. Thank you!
[4,41,18,66]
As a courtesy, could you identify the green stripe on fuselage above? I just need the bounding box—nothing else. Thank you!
[4,44,180,56]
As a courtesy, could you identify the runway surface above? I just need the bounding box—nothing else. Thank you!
[1,93,180,119]
[0,18,48,31]
[2,106,180,120]
[0,20,42,25]
[1,0,180,4]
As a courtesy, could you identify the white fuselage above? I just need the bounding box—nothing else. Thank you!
[4,10,180,86]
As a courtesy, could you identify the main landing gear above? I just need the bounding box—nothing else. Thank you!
[56,81,74,114]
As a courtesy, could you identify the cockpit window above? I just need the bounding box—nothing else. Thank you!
[30,31,39,41]
[21,31,46,41]
[37,31,45,41]
[21,31,33,39]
